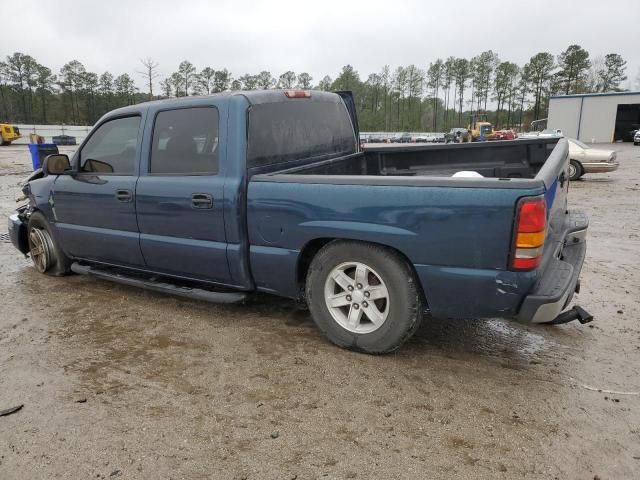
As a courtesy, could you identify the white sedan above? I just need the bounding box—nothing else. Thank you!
[568,139,619,180]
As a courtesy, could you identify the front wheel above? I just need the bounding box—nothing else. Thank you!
[306,241,423,353]
[569,160,583,181]
[27,211,72,276]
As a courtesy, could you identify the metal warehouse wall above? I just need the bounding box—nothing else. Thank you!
[549,93,640,143]
[548,97,582,139]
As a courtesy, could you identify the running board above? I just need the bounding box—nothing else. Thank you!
[70,263,248,304]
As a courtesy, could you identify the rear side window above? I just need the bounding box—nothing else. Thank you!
[247,98,356,169]
[150,107,219,175]
[80,116,140,174]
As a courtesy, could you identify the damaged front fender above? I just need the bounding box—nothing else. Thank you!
[8,167,60,256]
[16,168,45,202]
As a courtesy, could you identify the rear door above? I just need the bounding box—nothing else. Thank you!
[135,104,231,284]
[52,114,145,266]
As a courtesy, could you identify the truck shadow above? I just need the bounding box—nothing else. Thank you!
[241,292,576,369]
[14,266,582,381]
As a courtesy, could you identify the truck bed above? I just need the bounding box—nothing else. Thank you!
[247,137,570,316]
[257,138,561,185]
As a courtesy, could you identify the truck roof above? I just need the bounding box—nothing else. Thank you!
[107,90,341,117]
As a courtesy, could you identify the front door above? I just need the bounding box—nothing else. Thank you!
[52,114,145,267]
[135,105,230,284]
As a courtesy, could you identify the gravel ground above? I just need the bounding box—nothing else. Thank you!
[0,143,639,479]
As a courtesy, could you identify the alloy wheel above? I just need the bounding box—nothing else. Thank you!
[324,261,390,334]
[28,227,54,273]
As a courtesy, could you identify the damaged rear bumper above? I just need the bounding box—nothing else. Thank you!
[517,211,588,324]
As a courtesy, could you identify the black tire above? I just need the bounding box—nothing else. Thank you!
[27,211,72,276]
[569,160,583,181]
[305,240,423,353]
[1,141,10,146]
[634,142,639,146]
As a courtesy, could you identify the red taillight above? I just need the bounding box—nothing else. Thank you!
[517,199,546,232]
[283,90,311,98]
[511,197,546,271]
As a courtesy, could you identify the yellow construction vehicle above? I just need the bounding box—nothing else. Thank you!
[1,123,21,145]
[468,114,496,142]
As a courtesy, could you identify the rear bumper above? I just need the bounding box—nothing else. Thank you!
[517,211,588,323]
[581,161,619,173]
[8,212,29,254]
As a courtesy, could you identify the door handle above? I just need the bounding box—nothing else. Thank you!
[191,193,213,209]
[116,189,132,202]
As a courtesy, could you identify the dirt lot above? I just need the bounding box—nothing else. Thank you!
[0,143,639,479]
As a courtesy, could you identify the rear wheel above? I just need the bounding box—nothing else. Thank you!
[306,241,423,353]
[27,211,71,276]
[569,160,583,181]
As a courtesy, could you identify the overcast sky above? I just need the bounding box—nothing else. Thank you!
[4,0,639,90]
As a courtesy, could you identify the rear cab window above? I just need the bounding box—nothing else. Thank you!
[247,96,356,171]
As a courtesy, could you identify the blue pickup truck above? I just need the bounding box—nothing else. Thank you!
[8,90,591,353]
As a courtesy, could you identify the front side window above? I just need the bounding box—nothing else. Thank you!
[80,116,141,174]
[150,107,219,175]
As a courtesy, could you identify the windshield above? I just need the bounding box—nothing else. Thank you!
[569,139,590,149]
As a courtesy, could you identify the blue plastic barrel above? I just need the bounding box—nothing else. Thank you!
[27,143,59,170]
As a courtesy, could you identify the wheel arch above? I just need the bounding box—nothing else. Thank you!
[569,159,584,180]
[17,207,50,254]
[296,237,428,308]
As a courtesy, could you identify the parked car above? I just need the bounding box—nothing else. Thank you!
[567,138,619,180]
[444,128,471,143]
[52,135,77,146]
[634,130,640,146]
[495,129,517,140]
[8,90,591,354]
[518,131,539,139]
[539,129,564,138]
[413,134,430,143]
[520,129,563,139]
[391,132,413,143]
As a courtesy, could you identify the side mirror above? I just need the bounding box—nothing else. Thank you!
[83,159,114,173]
[43,154,72,175]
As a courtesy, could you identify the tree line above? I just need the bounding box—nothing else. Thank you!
[0,45,628,132]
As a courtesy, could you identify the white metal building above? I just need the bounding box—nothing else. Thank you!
[548,91,640,143]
